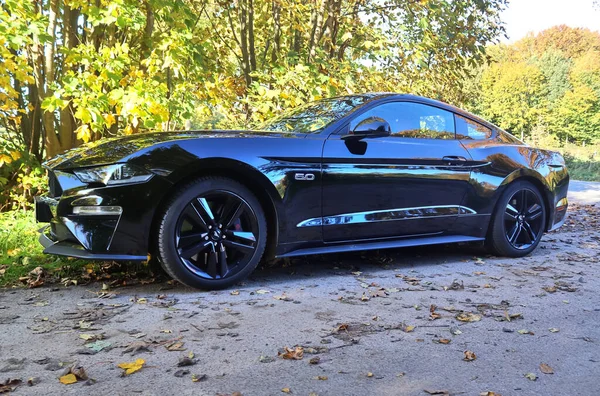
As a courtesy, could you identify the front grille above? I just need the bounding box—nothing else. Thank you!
[47,171,63,197]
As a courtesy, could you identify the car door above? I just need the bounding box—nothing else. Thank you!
[320,101,474,242]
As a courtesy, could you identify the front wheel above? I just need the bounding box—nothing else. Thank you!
[157,177,267,289]
[487,181,547,257]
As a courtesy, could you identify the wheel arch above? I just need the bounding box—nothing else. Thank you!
[150,158,281,260]
[492,170,553,234]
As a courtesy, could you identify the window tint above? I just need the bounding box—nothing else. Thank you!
[455,115,492,140]
[350,102,455,139]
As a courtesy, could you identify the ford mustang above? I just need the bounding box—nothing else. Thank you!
[35,93,569,289]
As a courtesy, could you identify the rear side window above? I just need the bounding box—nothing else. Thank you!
[350,102,456,139]
[455,115,492,140]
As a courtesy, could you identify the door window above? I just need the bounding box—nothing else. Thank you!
[455,115,492,140]
[350,102,456,139]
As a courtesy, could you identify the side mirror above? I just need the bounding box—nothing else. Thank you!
[343,117,391,140]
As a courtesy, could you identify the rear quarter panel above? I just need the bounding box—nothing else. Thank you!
[460,139,569,232]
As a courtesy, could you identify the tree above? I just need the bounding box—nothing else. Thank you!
[480,61,547,140]
[0,0,508,159]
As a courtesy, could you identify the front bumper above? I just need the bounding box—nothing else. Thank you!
[35,168,173,261]
[38,225,147,260]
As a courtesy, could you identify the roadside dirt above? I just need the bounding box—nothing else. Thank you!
[0,188,598,396]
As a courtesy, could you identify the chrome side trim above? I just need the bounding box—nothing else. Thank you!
[296,205,477,228]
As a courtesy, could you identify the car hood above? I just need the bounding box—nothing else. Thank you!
[44,130,297,170]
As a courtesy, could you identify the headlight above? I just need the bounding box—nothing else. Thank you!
[73,164,153,185]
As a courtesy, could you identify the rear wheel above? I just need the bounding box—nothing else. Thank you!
[487,181,546,257]
[157,177,267,289]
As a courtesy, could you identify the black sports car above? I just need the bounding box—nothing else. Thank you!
[35,93,569,289]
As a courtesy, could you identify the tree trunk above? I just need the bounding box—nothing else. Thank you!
[307,0,326,62]
[271,0,281,63]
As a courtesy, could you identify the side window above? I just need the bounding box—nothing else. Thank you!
[350,102,455,139]
[455,115,492,140]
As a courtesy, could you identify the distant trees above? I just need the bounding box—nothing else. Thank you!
[473,25,600,145]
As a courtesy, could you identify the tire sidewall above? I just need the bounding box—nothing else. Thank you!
[158,178,267,289]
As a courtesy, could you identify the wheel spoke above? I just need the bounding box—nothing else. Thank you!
[526,204,542,221]
[180,240,211,259]
[178,232,206,248]
[229,231,256,242]
[506,204,519,215]
[520,190,528,212]
[220,198,245,229]
[218,243,228,277]
[196,197,216,225]
[223,239,255,254]
[206,249,218,278]
[183,202,209,231]
[523,221,537,243]
[504,210,517,222]
[507,223,521,243]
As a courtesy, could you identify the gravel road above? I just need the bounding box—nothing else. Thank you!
[0,182,598,396]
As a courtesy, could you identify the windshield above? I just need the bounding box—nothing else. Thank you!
[259,95,377,133]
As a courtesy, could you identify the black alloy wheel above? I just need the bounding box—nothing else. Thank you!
[488,181,547,257]
[157,177,267,289]
[176,191,258,280]
[503,189,545,250]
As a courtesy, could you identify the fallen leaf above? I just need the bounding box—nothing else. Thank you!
[59,374,77,385]
[517,329,534,335]
[540,363,554,374]
[314,376,328,380]
[191,374,207,382]
[279,346,303,360]
[430,305,441,320]
[86,340,111,352]
[117,358,145,375]
[434,338,451,344]
[282,388,292,393]
[524,373,537,381]
[360,293,370,301]
[549,328,560,333]
[177,357,196,367]
[424,390,449,395]
[449,327,462,335]
[274,293,293,301]
[456,312,481,322]
[309,357,320,365]
[0,378,22,393]
[366,372,373,377]
[479,392,500,396]
[400,323,415,333]
[463,350,477,361]
[230,290,240,296]
[166,341,186,351]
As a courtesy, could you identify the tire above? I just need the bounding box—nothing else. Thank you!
[157,176,267,289]
[487,180,547,257]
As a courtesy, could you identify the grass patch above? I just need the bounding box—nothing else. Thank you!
[0,210,91,286]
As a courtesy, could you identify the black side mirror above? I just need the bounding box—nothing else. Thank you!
[342,117,391,140]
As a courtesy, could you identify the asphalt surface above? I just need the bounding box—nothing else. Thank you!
[0,181,599,396]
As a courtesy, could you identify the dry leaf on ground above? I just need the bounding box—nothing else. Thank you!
[463,351,477,361]
[540,363,554,374]
[456,312,481,322]
[524,373,537,381]
[279,346,303,360]
[117,359,145,376]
